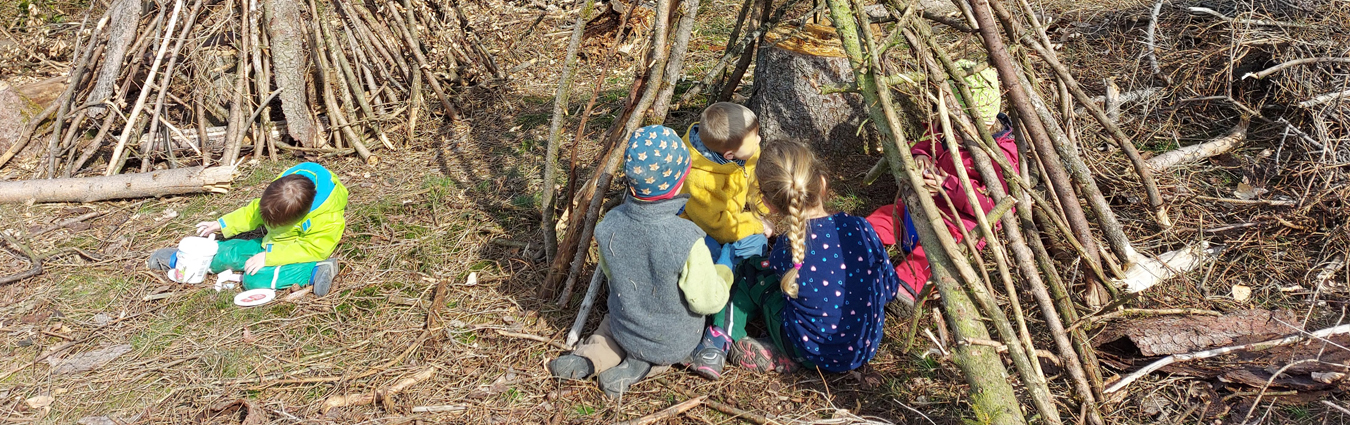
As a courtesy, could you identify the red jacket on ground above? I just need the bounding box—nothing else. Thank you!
[865,114,1019,298]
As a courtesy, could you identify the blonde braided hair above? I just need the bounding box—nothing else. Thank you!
[755,141,827,298]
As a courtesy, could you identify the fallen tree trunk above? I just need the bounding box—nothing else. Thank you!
[0,165,237,204]
[1146,118,1249,170]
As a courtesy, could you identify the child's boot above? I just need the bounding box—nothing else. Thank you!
[146,248,178,271]
[312,258,338,297]
[597,357,652,399]
[547,354,595,380]
[689,326,732,380]
[731,337,799,373]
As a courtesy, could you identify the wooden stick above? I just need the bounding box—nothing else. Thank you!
[493,329,568,350]
[1012,29,1169,231]
[899,21,1062,425]
[676,0,802,105]
[972,0,1112,310]
[43,11,107,177]
[714,0,765,103]
[541,0,599,266]
[1146,118,1249,170]
[565,271,605,348]
[554,0,678,307]
[30,211,104,238]
[387,0,460,121]
[0,100,58,169]
[615,397,706,425]
[0,232,43,286]
[319,367,436,413]
[659,381,773,424]
[220,0,252,165]
[828,1,1027,422]
[105,0,186,175]
[1105,324,1350,394]
[1145,0,1167,82]
[140,0,205,172]
[1299,89,1350,109]
[652,0,703,116]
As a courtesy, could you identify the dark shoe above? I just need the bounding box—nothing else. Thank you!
[730,338,798,373]
[597,357,652,399]
[311,258,338,297]
[548,354,595,380]
[689,346,726,380]
[147,248,177,271]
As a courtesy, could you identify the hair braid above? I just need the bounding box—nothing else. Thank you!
[755,141,827,299]
[780,183,808,298]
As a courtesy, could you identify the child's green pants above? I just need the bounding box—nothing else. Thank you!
[209,239,316,290]
[712,257,812,367]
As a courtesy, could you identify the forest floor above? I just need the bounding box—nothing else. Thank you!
[1,0,1348,423]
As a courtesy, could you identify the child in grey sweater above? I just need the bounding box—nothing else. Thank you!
[547,125,735,398]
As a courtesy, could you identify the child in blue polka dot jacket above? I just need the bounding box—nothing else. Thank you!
[700,140,901,374]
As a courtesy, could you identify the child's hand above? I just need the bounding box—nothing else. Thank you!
[914,155,934,177]
[914,156,942,192]
[761,217,775,238]
[196,221,222,237]
[244,253,266,275]
[922,169,944,192]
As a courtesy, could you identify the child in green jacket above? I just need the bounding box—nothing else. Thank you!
[147,162,348,295]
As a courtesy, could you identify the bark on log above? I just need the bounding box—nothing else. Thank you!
[746,24,870,154]
[0,82,41,159]
[264,0,321,147]
[0,165,237,204]
[87,0,142,119]
[1146,119,1249,170]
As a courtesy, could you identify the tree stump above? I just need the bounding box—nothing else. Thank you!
[747,23,872,154]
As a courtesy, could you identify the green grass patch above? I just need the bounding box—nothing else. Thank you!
[827,191,867,215]
[573,404,596,416]
[514,113,551,132]
[57,274,136,312]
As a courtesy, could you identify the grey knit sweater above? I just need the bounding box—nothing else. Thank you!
[594,194,706,365]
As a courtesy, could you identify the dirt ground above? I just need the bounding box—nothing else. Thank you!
[1,0,1348,423]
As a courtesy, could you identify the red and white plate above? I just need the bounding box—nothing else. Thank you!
[234,288,276,307]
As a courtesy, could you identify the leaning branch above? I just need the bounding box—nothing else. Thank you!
[1105,324,1350,394]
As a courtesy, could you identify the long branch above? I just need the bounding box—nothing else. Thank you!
[829,0,1028,422]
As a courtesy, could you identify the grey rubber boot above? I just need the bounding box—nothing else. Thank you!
[597,357,652,399]
[547,354,595,380]
[146,248,178,271]
[311,258,338,297]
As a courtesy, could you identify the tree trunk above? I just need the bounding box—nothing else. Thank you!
[747,23,871,154]
[87,0,142,119]
[0,165,237,204]
[264,0,321,147]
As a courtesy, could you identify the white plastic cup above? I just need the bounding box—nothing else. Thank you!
[168,234,219,284]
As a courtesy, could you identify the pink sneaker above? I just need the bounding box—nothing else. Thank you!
[730,338,798,373]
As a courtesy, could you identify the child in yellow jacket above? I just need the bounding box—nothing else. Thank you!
[680,102,772,380]
[680,102,772,264]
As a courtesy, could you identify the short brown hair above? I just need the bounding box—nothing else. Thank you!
[699,102,760,153]
[260,175,316,227]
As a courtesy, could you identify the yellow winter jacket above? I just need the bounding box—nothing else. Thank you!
[679,124,768,244]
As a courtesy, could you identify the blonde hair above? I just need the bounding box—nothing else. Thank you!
[755,141,827,298]
[700,102,760,153]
